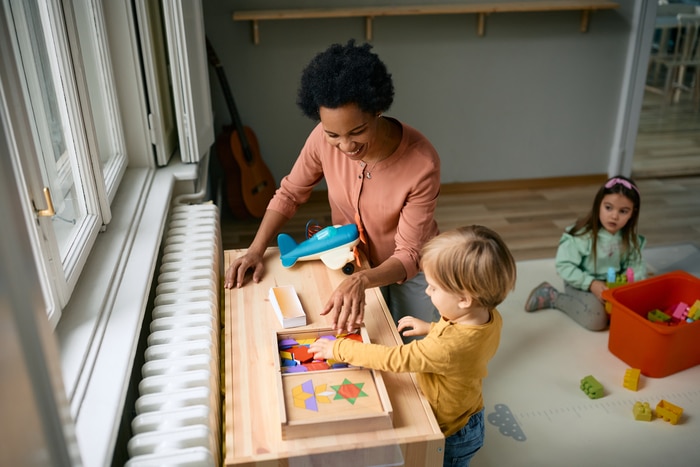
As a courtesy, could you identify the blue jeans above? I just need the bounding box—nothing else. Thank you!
[443,409,485,467]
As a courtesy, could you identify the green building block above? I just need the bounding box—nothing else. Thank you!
[647,309,671,323]
[580,375,604,399]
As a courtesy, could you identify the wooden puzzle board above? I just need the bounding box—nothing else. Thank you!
[281,369,393,439]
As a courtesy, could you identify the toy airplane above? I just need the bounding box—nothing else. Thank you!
[278,224,360,274]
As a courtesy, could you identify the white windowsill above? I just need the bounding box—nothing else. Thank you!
[55,158,199,467]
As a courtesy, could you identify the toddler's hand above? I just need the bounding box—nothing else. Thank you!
[309,338,335,360]
[397,316,430,337]
[589,280,608,302]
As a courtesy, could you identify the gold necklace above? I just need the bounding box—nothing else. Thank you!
[365,159,380,179]
[363,116,395,179]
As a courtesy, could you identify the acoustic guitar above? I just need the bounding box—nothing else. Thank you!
[206,38,276,219]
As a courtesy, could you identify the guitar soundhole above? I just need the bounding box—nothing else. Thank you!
[252,180,269,195]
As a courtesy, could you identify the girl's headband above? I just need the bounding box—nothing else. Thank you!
[605,177,640,195]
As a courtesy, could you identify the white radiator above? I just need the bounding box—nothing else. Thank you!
[126,203,221,467]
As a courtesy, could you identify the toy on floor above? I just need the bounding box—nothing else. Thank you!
[633,402,653,421]
[278,223,360,274]
[580,375,604,399]
[656,399,683,425]
[623,368,641,391]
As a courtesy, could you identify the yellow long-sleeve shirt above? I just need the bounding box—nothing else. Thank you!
[333,311,502,436]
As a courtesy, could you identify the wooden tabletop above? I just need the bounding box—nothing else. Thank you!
[223,247,444,466]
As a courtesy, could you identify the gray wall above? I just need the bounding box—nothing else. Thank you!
[204,0,638,185]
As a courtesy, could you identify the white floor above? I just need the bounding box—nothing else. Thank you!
[475,244,700,467]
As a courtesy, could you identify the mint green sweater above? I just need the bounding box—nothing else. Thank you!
[555,228,646,291]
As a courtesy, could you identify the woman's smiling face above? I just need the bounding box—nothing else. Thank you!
[319,103,381,162]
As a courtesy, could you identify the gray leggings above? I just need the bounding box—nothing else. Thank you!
[555,283,609,331]
[380,271,440,343]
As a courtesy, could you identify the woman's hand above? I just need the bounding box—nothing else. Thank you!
[224,210,289,289]
[397,316,430,337]
[589,280,608,302]
[320,274,369,333]
[224,251,265,289]
[309,338,335,360]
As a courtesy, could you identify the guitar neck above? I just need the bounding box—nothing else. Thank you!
[207,41,254,163]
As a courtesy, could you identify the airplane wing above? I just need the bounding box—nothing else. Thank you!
[319,242,359,270]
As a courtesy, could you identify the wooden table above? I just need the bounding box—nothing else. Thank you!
[223,247,444,466]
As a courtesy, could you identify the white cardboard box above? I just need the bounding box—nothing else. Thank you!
[269,285,307,328]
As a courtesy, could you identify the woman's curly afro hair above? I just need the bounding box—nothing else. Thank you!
[297,39,394,121]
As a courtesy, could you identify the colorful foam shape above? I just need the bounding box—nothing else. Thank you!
[487,404,526,441]
[290,345,314,363]
[302,361,331,371]
[279,338,298,349]
[282,365,307,373]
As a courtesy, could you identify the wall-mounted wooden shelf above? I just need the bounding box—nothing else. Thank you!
[232,1,619,45]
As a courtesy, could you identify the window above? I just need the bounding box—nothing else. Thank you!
[4,0,126,326]
[2,0,212,463]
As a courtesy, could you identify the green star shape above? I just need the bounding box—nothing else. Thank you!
[331,378,368,404]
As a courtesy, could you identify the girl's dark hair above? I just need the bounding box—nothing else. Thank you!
[567,175,642,269]
[297,39,394,120]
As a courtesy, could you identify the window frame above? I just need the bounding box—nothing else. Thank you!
[5,0,127,328]
[4,0,132,325]
[1,0,210,463]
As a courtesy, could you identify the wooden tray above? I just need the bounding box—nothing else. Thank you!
[274,327,393,439]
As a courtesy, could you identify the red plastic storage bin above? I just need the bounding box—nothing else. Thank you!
[603,270,700,378]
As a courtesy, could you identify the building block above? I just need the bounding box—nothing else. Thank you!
[623,368,641,391]
[687,300,700,320]
[606,267,631,289]
[633,402,653,421]
[670,302,689,322]
[580,375,604,399]
[647,309,671,323]
[656,399,683,425]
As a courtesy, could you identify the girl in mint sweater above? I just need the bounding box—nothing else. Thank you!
[525,176,646,330]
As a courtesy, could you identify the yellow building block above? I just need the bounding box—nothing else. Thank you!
[687,300,700,320]
[623,368,641,391]
[656,399,683,425]
[633,401,652,421]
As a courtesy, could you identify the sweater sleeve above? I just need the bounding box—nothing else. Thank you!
[332,330,451,375]
[267,128,325,218]
[391,156,440,280]
[555,232,596,291]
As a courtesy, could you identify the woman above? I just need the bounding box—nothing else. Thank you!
[224,40,441,336]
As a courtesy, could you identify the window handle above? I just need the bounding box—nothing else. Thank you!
[36,187,56,217]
